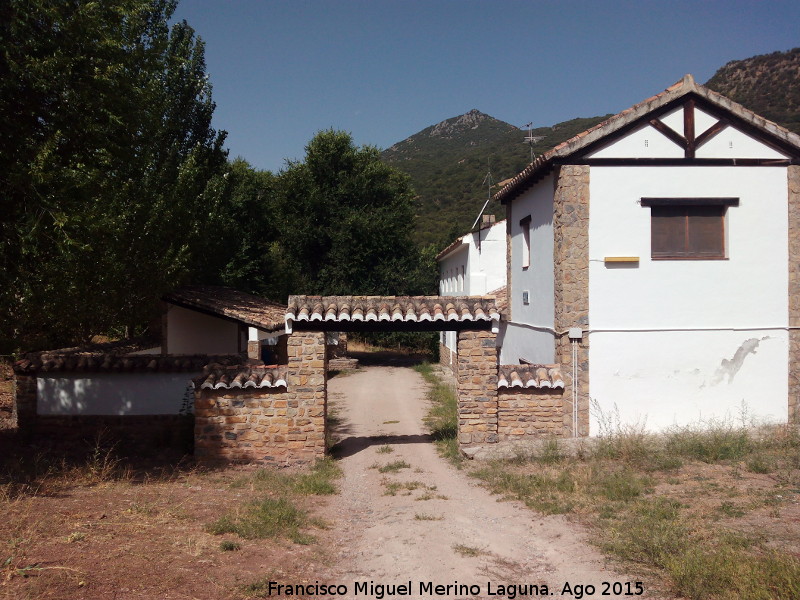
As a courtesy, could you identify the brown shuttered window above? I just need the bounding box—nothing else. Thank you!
[644,198,737,260]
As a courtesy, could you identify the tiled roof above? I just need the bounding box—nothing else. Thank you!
[193,366,288,390]
[164,285,285,331]
[435,218,507,261]
[14,353,241,374]
[498,364,565,389]
[487,286,508,316]
[435,237,466,261]
[285,296,501,332]
[493,74,800,205]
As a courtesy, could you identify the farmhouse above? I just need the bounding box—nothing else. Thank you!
[495,74,800,435]
[436,214,507,371]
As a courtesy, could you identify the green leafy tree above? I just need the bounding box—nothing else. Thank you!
[0,0,227,350]
[276,130,428,297]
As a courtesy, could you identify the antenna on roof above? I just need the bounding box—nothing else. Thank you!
[523,121,536,162]
[471,157,494,232]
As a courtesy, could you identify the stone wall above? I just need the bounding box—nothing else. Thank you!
[438,342,456,375]
[789,164,800,425]
[12,373,36,434]
[194,387,321,464]
[553,165,591,436]
[497,389,568,440]
[34,415,193,453]
[456,330,498,445]
[195,331,327,464]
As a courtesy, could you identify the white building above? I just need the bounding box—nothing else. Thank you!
[437,215,507,368]
[495,74,800,434]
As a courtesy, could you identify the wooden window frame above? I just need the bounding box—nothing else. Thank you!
[642,197,738,261]
[520,215,531,269]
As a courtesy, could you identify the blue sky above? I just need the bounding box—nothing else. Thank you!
[173,0,800,173]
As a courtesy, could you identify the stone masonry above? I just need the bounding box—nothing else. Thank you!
[789,165,800,425]
[553,165,590,436]
[456,330,498,445]
[195,331,327,464]
[497,389,568,440]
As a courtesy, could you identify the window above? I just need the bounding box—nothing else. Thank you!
[642,198,738,260]
[520,215,531,269]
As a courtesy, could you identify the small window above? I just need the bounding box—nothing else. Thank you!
[642,198,738,260]
[520,215,531,269]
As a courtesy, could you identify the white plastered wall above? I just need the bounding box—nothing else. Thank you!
[37,373,198,415]
[437,220,507,355]
[588,165,789,432]
[500,174,555,364]
[166,305,240,355]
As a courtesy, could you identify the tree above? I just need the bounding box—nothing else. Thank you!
[275,130,428,297]
[0,0,227,350]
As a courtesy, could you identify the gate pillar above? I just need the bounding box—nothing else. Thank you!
[456,330,498,445]
[287,330,328,460]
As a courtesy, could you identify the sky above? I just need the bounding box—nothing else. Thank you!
[173,0,800,173]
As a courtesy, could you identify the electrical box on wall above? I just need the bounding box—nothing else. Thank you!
[522,290,529,305]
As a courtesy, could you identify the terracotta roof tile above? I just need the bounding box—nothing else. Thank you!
[285,296,501,331]
[164,285,285,331]
[14,353,241,374]
[193,365,288,390]
[498,364,564,390]
[487,286,508,316]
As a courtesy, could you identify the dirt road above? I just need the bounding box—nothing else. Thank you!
[320,365,655,599]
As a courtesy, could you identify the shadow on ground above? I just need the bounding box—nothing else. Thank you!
[348,349,431,367]
[330,433,434,459]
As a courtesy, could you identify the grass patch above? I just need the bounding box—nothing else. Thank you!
[471,423,800,598]
[208,459,341,545]
[233,458,341,496]
[452,544,483,557]
[377,445,394,454]
[415,362,461,463]
[377,460,411,473]
[219,539,241,551]
[382,420,400,424]
[414,513,443,521]
[207,497,320,544]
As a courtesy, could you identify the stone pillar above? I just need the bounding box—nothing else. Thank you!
[553,165,590,436]
[13,373,37,434]
[789,165,800,425]
[456,329,498,445]
[287,331,328,460]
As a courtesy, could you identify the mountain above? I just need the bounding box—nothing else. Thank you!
[390,49,800,250]
[705,47,800,134]
[382,110,608,247]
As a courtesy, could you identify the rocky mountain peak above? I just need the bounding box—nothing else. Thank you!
[429,109,497,138]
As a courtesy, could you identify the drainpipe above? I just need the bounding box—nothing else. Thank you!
[568,328,583,438]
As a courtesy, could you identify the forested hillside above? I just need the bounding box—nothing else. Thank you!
[382,111,608,247]
[706,47,800,134]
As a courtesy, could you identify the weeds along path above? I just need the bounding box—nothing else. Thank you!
[323,366,648,599]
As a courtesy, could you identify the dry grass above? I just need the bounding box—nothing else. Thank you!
[0,437,342,600]
[472,423,800,599]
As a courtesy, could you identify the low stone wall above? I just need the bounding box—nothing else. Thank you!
[194,331,328,465]
[497,388,568,440]
[194,387,323,465]
[33,414,193,453]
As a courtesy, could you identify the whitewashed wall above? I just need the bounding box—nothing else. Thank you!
[500,174,555,364]
[167,305,240,355]
[37,373,198,415]
[438,220,507,355]
[588,165,789,432]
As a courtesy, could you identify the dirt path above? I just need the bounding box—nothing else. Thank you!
[321,366,659,599]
